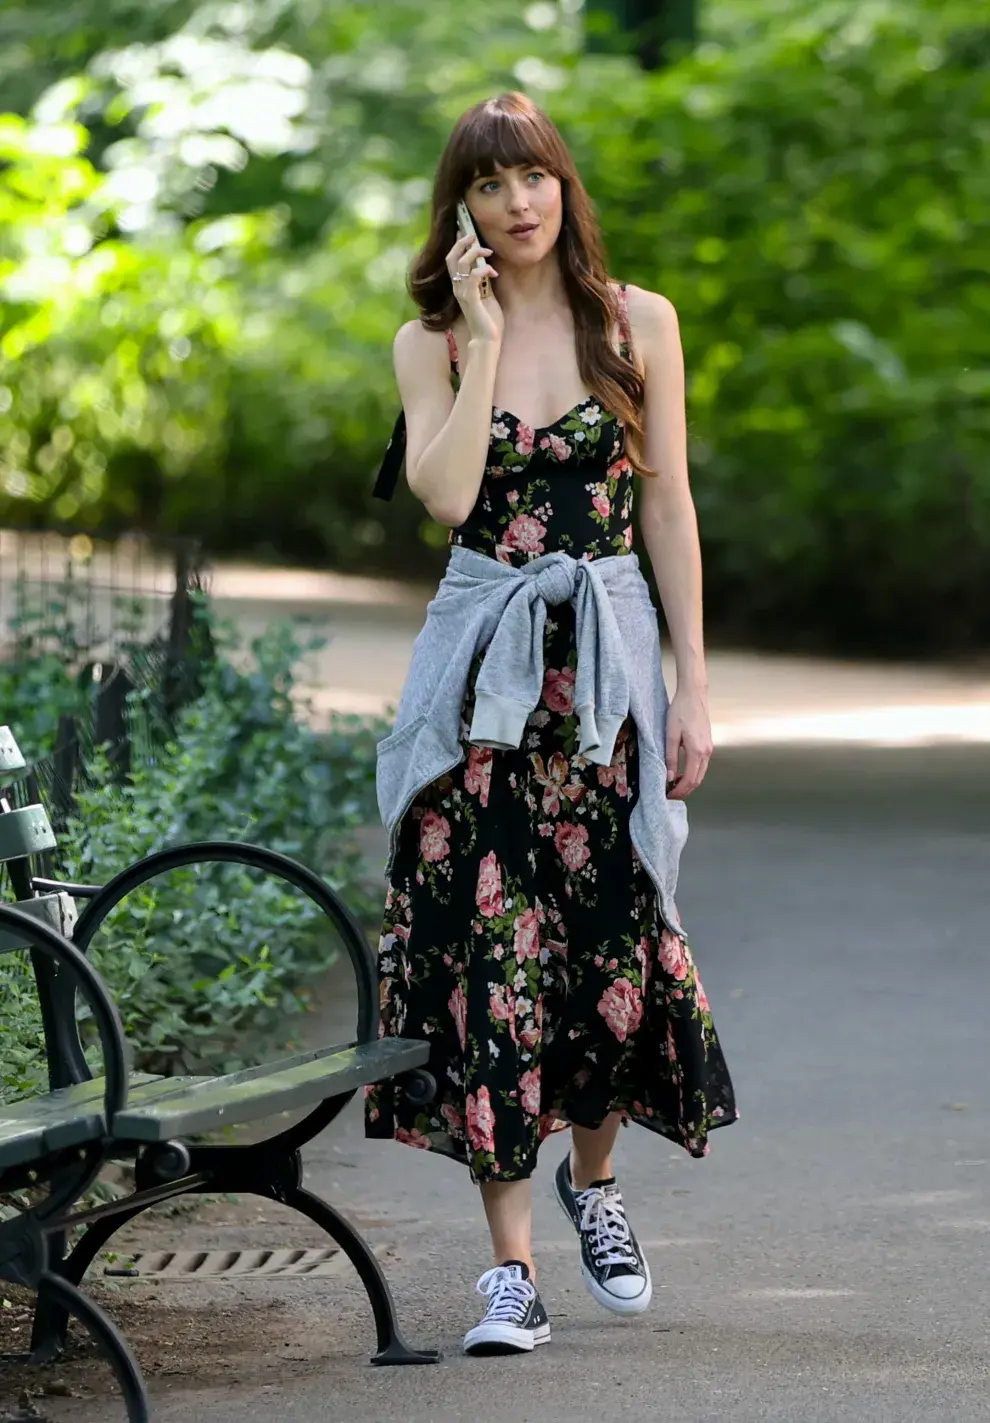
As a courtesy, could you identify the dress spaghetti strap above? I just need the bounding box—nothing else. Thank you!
[445,328,461,384]
[616,282,633,357]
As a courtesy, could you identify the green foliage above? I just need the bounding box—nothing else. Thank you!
[0,601,384,1104]
[0,0,988,650]
[562,0,990,650]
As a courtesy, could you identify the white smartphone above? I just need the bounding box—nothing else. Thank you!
[456,200,492,300]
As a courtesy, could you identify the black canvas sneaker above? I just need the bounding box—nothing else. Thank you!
[553,1154,652,1315]
[462,1260,551,1355]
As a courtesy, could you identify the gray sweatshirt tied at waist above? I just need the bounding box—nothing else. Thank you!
[376,545,689,938]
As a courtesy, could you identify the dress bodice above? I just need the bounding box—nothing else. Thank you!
[449,285,636,567]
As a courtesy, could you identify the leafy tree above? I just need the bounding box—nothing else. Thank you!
[0,0,987,651]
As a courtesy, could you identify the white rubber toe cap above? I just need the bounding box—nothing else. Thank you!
[603,1273,649,1300]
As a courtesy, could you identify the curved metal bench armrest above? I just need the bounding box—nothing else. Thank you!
[0,903,129,1122]
[72,840,378,1044]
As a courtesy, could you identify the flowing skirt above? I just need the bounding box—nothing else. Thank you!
[365,606,737,1182]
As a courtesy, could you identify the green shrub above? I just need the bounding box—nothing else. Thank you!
[0,605,385,1104]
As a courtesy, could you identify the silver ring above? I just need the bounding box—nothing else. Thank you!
[451,273,471,282]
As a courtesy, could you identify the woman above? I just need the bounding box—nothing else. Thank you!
[366,91,737,1356]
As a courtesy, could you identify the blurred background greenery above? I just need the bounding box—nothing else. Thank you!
[1,0,988,654]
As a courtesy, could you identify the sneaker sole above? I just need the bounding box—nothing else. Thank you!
[553,1170,653,1317]
[463,1321,552,1355]
[579,1256,652,1315]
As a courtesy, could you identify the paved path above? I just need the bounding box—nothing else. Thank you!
[47,741,990,1422]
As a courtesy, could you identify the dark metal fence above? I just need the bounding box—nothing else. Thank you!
[0,529,214,850]
[0,527,209,664]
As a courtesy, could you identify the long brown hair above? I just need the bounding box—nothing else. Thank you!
[409,91,652,476]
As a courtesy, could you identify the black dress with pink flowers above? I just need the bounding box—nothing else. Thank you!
[365,285,736,1182]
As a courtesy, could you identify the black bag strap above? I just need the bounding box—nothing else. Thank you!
[372,410,406,502]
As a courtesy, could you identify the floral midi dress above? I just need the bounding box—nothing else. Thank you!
[365,285,737,1182]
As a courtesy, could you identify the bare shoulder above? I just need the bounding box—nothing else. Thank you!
[393,318,447,367]
[392,319,450,397]
[623,284,680,343]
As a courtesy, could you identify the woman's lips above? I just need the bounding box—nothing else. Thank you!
[508,224,539,240]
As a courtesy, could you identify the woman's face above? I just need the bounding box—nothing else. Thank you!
[465,162,563,268]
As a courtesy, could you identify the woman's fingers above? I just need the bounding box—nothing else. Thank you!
[447,236,493,270]
[667,746,713,800]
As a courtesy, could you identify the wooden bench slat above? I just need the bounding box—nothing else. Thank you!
[43,1076,205,1153]
[111,1039,429,1143]
[1,1039,430,1167]
[0,1075,161,1170]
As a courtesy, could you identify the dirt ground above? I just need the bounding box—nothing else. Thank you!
[0,1190,387,1419]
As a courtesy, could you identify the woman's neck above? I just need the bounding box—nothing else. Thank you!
[493,253,568,320]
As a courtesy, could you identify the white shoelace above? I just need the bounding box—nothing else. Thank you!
[476,1266,536,1324]
[576,1187,640,1269]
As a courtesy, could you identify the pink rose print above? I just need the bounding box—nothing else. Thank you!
[466,1085,496,1154]
[592,493,611,520]
[596,738,629,797]
[634,934,652,988]
[659,928,689,981]
[419,810,450,863]
[502,513,546,555]
[396,1126,432,1149]
[519,1068,541,1117]
[512,907,541,963]
[449,982,467,1051]
[538,1112,565,1140]
[598,977,643,1043]
[475,850,504,918]
[506,489,519,505]
[515,423,535,456]
[695,972,710,1013]
[555,820,590,872]
[490,986,511,1021]
[623,525,634,549]
[608,456,632,478]
[441,1102,464,1135]
[541,665,575,715]
[547,432,571,461]
[464,744,493,807]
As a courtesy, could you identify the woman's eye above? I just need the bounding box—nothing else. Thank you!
[527,171,545,183]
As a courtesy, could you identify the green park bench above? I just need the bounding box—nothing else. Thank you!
[0,726,439,1421]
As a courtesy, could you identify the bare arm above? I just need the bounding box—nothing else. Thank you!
[629,284,713,797]
[397,230,503,528]
[394,321,501,528]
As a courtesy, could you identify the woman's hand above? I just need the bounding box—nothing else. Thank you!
[446,232,503,346]
[664,683,713,800]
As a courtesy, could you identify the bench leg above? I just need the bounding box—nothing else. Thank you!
[37,1270,149,1422]
[280,1185,440,1366]
[31,1203,148,1361]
